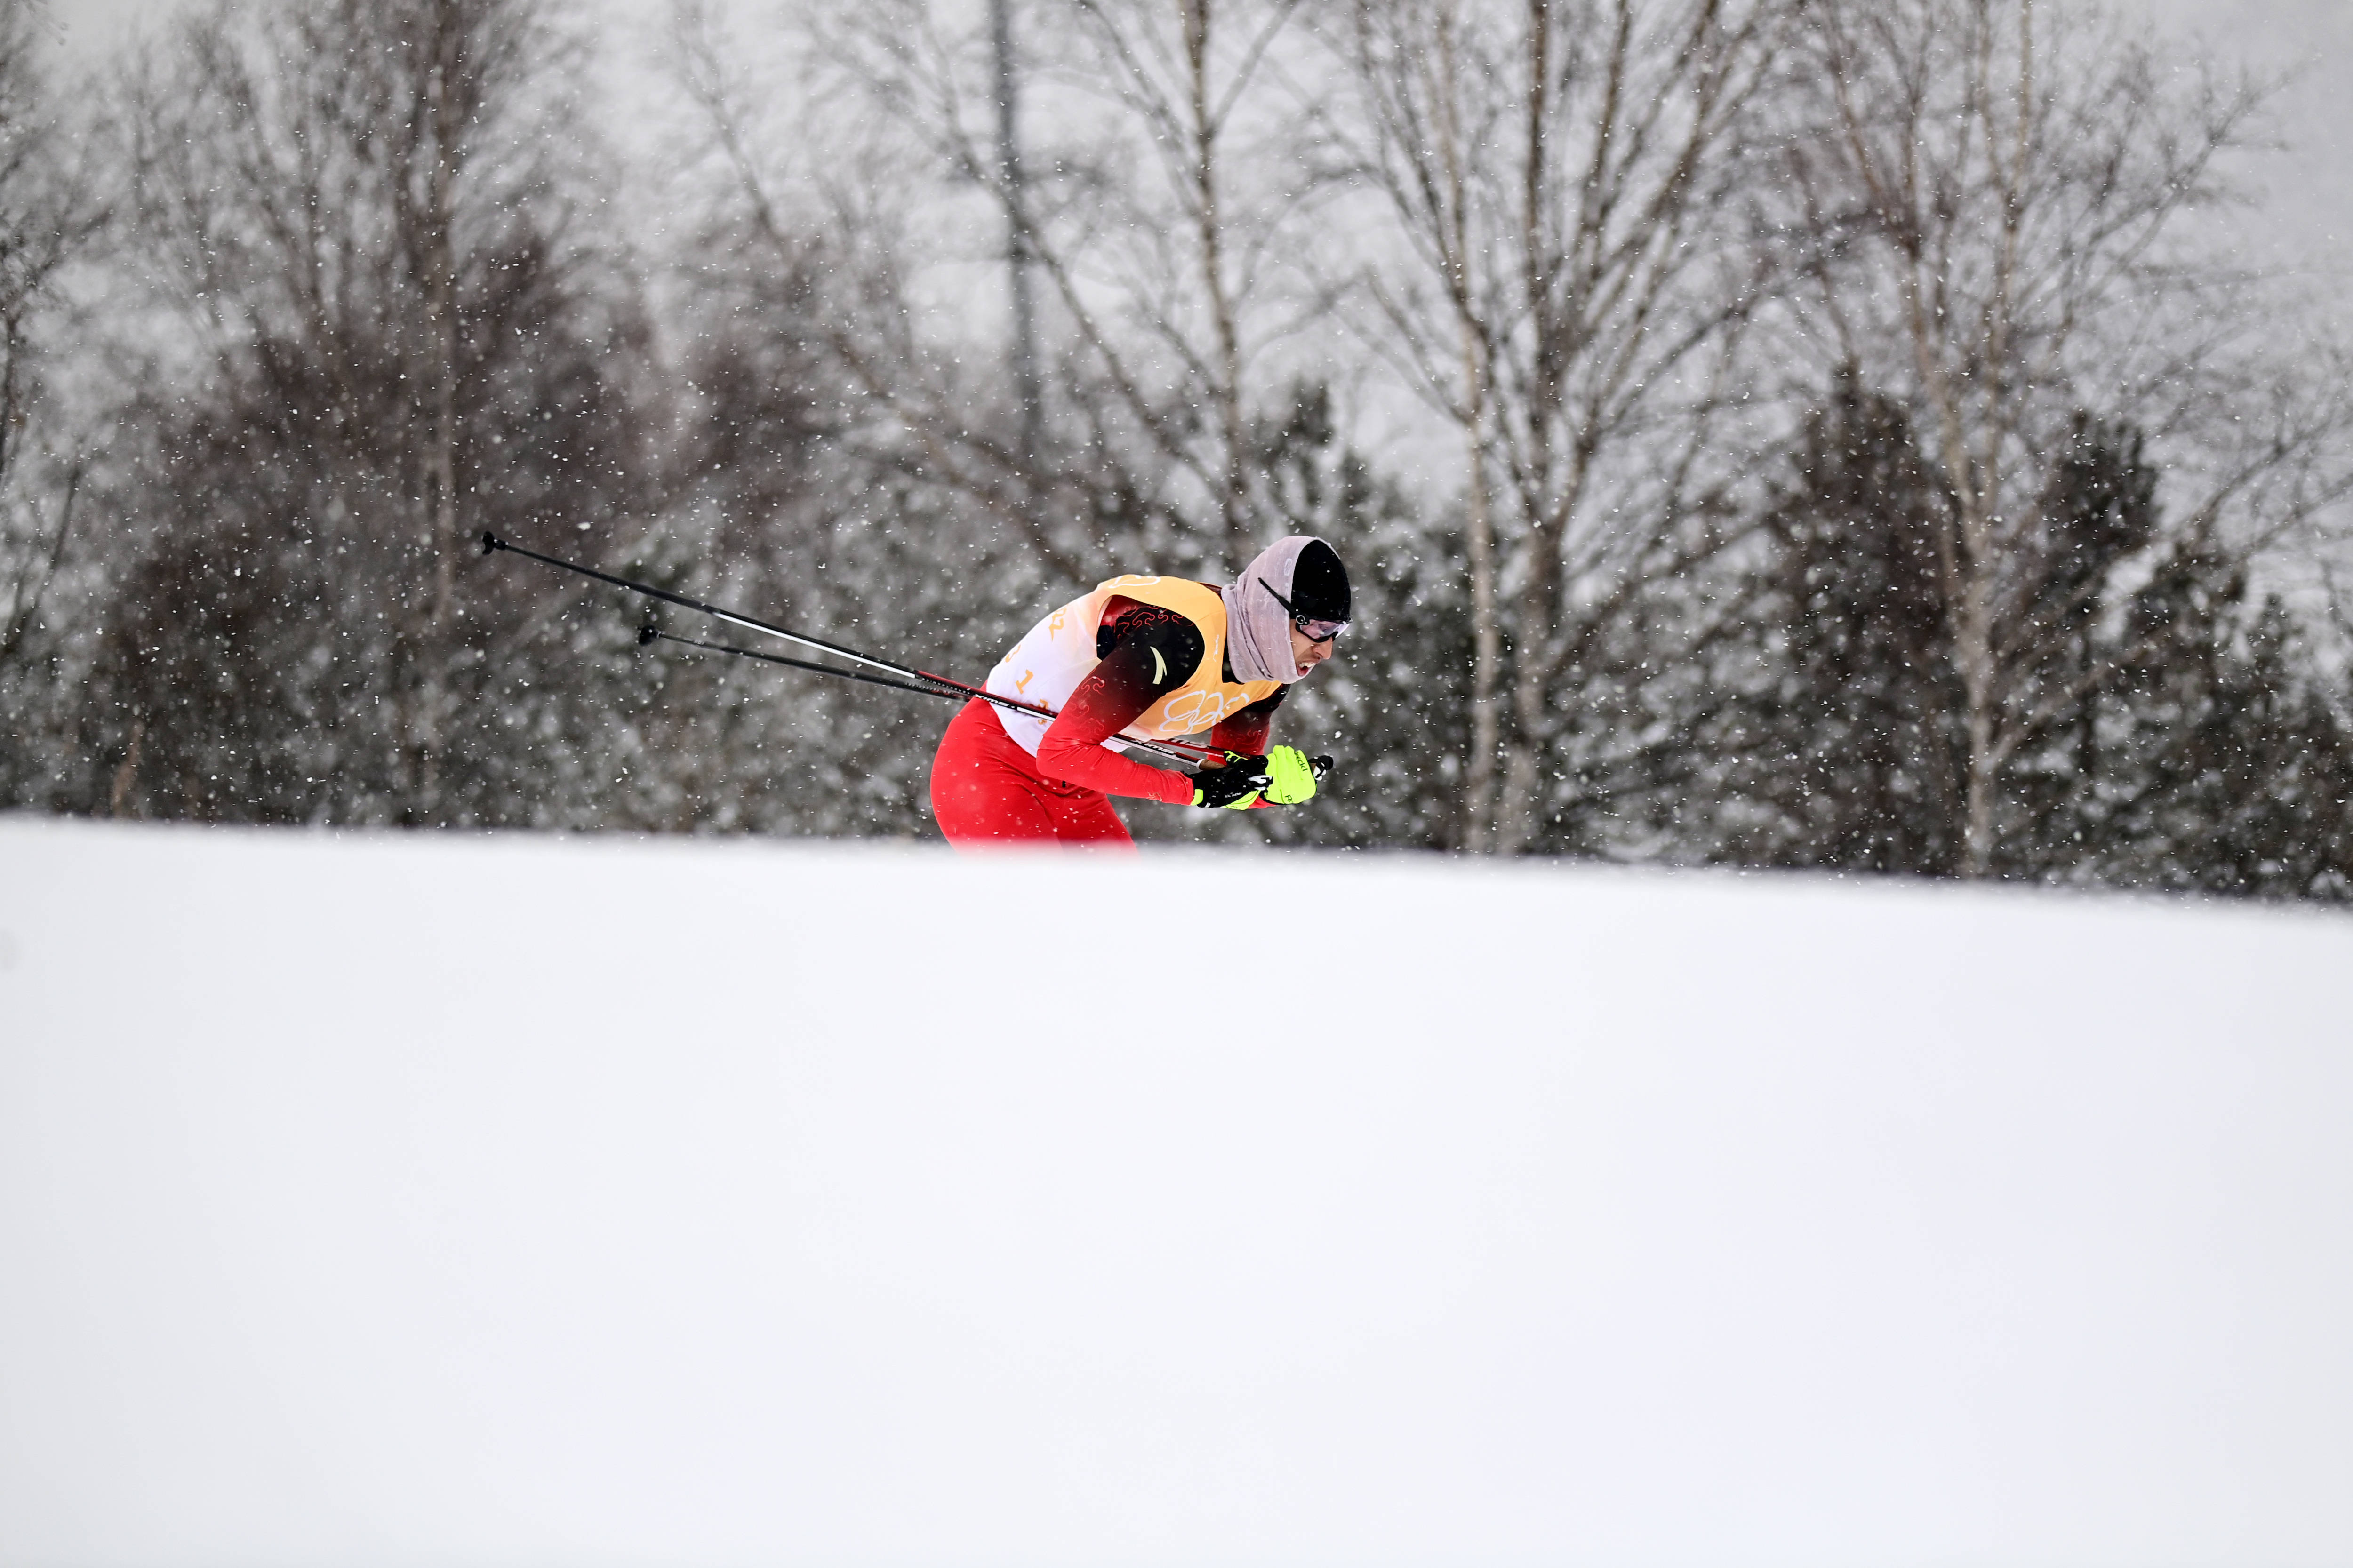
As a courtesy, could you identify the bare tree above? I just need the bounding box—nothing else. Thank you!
[1789,0,2353,876]
[89,0,661,826]
[0,0,104,698]
[1045,0,1316,564]
[1340,0,1796,853]
[697,0,1349,581]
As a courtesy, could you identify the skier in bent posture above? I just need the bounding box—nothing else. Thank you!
[928,536,1350,849]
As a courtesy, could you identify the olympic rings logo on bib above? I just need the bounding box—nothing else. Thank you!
[1155,689,1242,734]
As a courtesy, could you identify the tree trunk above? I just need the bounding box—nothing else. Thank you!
[990,0,1041,466]
[1182,0,1252,565]
[417,0,464,819]
[1462,350,1502,853]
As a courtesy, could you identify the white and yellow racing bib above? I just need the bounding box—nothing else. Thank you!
[983,576,1282,755]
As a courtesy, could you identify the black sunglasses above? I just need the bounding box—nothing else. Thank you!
[1260,580,1348,644]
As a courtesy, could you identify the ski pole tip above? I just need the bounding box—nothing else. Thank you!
[636,623,659,646]
[480,531,504,555]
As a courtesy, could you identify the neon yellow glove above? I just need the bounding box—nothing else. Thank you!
[1261,745,1321,805]
[1189,747,1328,809]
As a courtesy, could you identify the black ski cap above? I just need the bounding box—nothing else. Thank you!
[1291,539,1351,623]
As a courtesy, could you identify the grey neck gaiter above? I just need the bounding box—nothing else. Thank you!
[1219,536,1326,685]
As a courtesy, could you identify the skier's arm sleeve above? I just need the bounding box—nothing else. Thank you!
[1209,684,1288,757]
[1033,618,1205,804]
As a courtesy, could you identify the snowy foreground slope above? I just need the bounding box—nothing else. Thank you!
[2,818,2350,1568]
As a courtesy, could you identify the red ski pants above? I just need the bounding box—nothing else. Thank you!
[928,698,1137,851]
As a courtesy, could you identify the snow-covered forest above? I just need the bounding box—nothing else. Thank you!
[6,0,2353,890]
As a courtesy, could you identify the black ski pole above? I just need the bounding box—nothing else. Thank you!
[481,531,1229,766]
[638,625,964,703]
[649,621,1334,784]
[483,531,918,683]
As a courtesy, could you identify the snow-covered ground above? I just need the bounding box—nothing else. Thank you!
[2,816,2349,1567]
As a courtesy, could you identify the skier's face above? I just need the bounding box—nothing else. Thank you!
[1289,623,1337,677]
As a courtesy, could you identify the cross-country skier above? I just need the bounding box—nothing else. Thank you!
[928,536,1350,849]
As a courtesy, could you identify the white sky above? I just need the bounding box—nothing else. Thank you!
[49,0,2353,322]
[40,0,2353,529]
[2130,0,2353,271]
[45,0,2353,194]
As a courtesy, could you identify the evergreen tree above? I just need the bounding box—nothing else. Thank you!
[1711,379,2353,901]
[1715,380,1967,872]
[80,0,664,827]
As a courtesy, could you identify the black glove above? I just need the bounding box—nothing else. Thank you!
[1190,754,1272,810]
[1189,748,1334,809]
